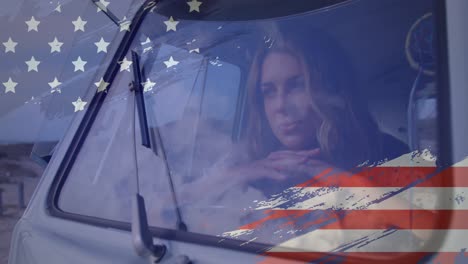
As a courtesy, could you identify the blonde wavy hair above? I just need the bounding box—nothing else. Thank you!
[244,25,383,169]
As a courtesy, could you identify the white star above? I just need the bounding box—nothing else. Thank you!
[25,56,40,72]
[48,37,64,53]
[3,37,17,53]
[72,97,87,112]
[142,78,156,92]
[96,0,110,12]
[54,3,62,13]
[3,78,17,93]
[48,77,62,93]
[94,37,110,53]
[120,20,131,32]
[164,16,179,32]
[164,56,179,68]
[189,48,200,53]
[94,77,109,92]
[187,0,202,12]
[72,16,87,32]
[119,57,132,72]
[141,37,151,45]
[72,56,87,72]
[25,16,40,32]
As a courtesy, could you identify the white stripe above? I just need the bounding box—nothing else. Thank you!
[376,150,436,167]
[264,229,468,253]
[254,187,467,210]
[453,156,468,167]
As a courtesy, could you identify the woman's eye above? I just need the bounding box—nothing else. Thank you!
[289,81,305,92]
[262,87,275,98]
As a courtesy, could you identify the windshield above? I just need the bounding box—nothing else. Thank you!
[57,0,447,256]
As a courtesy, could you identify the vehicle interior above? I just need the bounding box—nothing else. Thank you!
[136,0,437,173]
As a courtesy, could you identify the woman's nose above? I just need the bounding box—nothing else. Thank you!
[274,92,290,113]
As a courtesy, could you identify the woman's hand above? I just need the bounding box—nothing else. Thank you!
[167,148,326,207]
[266,148,336,180]
[214,148,323,191]
[266,148,321,161]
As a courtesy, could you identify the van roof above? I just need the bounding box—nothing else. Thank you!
[153,0,351,21]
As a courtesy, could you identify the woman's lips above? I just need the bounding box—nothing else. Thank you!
[278,121,301,132]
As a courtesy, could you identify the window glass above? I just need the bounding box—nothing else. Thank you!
[32,2,119,139]
[58,61,137,222]
[59,0,443,254]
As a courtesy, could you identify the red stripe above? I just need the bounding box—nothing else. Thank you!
[295,167,468,188]
[239,210,464,230]
[312,210,460,230]
[258,252,465,264]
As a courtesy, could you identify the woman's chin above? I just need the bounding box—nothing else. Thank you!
[279,136,309,150]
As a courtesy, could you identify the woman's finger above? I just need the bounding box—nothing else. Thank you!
[265,155,309,169]
[270,158,333,178]
[300,148,321,158]
[257,163,287,180]
[268,148,321,160]
[267,150,302,160]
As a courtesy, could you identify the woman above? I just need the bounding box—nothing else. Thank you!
[218,24,409,197]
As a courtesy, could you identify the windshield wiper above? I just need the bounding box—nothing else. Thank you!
[130,50,188,232]
[130,51,151,148]
[129,50,166,263]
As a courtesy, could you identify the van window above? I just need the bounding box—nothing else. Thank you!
[57,0,444,253]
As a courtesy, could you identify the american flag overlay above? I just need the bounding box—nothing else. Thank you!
[2,1,468,264]
[0,0,142,142]
[221,152,468,263]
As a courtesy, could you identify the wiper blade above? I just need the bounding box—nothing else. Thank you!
[129,50,167,262]
[130,50,188,232]
[131,51,151,148]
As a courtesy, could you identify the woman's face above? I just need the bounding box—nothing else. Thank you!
[260,52,319,150]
